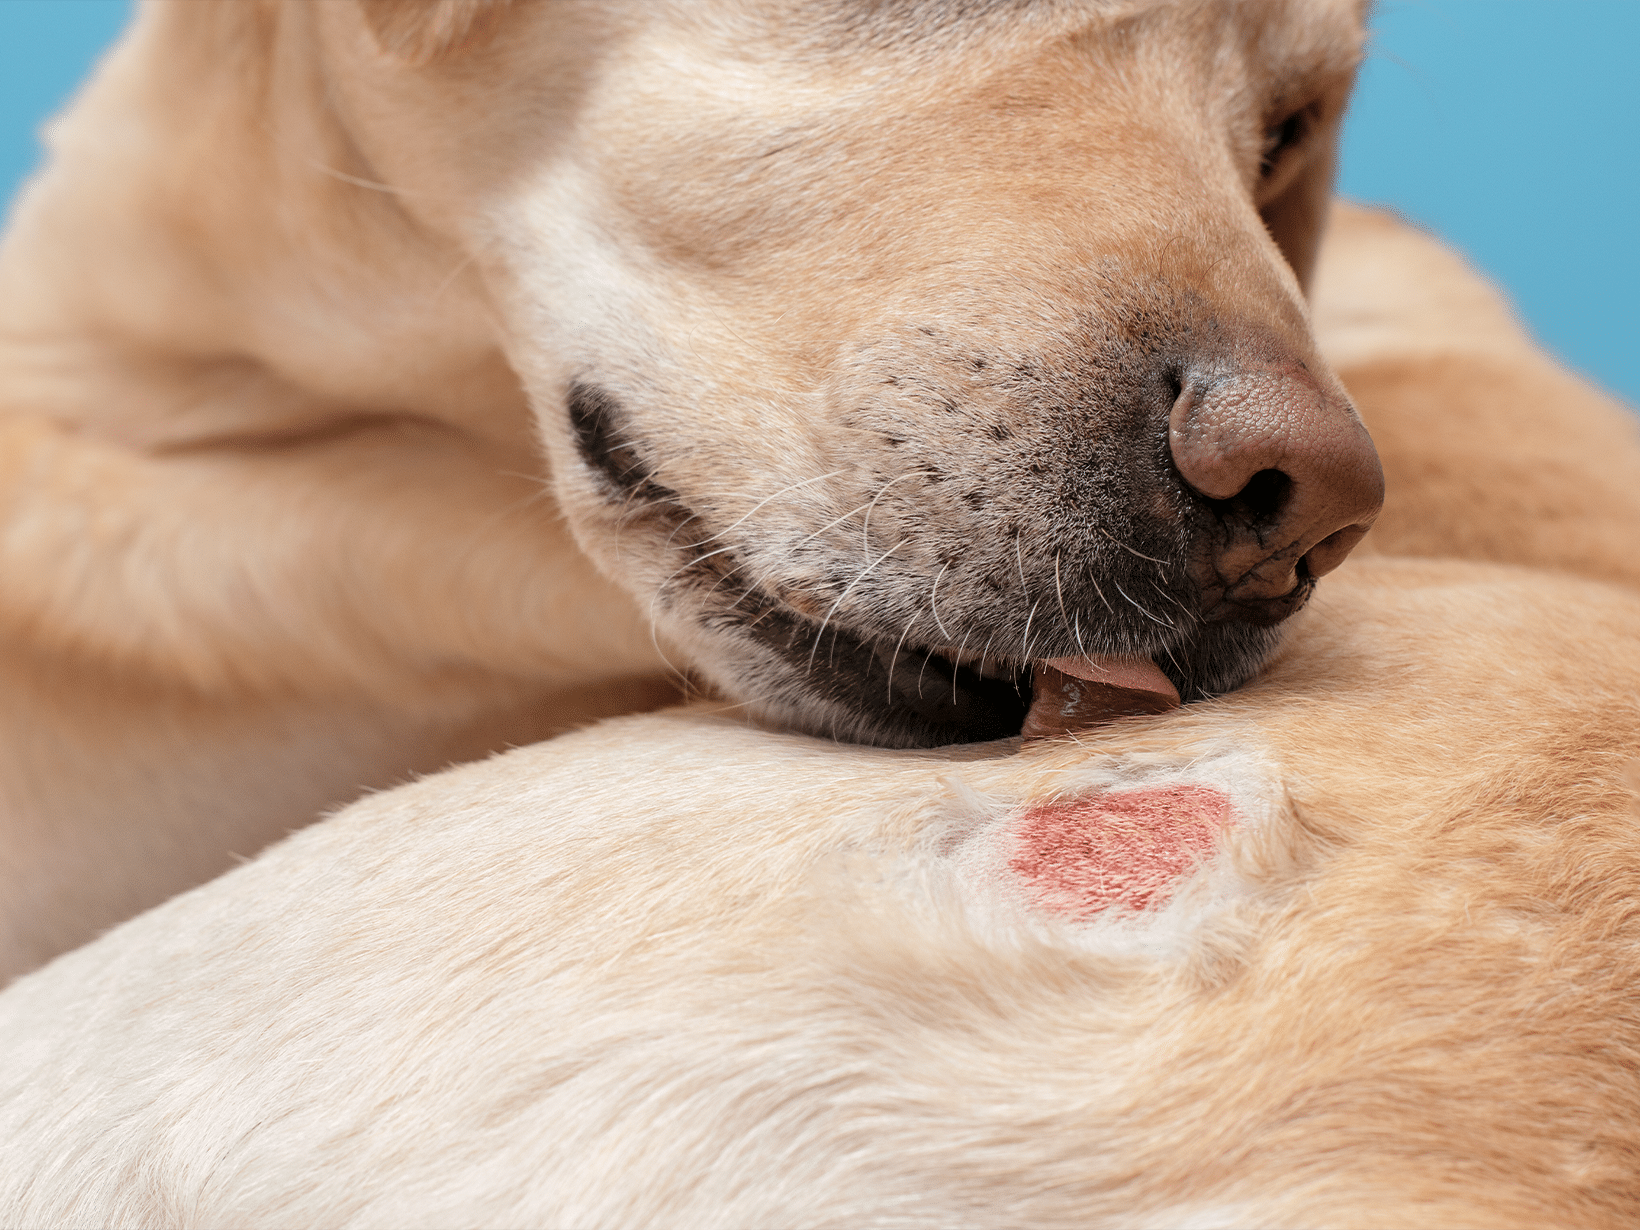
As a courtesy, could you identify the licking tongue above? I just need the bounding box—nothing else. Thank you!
[1021,654,1180,740]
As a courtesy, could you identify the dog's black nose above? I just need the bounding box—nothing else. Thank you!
[1169,359,1383,612]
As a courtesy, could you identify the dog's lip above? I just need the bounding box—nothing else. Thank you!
[734,578,1277,747]
[926,645,1181,740]
[925,644,1026,681]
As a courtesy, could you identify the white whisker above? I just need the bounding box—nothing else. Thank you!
[861,470,935,553]
[1112,578,1175,630]
[643,583,691,689]
[797,500,878,551]
[307,160,414,196]
[1149,579,1195,618]
[1088,572,1115,615]
[1097,524,1171,567]
[950,627,974,706]
[977,630,998,687]
[1020,598,1040,662]
[885,608,922,704]
[656,541,741,595]
[806,538,908,674]
[1052,552,1072,633]
[687,471,845,551]
[699,556,752,605]
[431,251,479,305]
[927,562,954,642]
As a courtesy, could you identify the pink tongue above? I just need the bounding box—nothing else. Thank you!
[1041,655,1180,704]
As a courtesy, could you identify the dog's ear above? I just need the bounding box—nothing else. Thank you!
[1259,115,1343,296]
[358,0,511,65]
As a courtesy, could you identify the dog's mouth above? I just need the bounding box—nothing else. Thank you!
[925,645,1182,741]
[561,382,1305,747]
[730,591,1284,749]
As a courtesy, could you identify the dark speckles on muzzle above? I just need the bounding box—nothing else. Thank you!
[559,281,1379,749]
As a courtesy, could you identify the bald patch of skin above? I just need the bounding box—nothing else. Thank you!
[1010,785,1234,916]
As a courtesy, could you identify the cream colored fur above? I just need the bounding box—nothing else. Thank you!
[3,556,1639,1230]
[14,184,1626,985]
[1315,204,1640,588]
[0,0,1384,977]
[3,208,1640,1226]
[3,10,1639,1217]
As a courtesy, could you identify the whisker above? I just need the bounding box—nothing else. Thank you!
[643,584,692,688]
[797,499,878,551]
[1153,635,1188,685]
[431,251,479,305]
[927,562,954,642]
[1013,533,1031,600]
[1149,579,1195,618]
[657,541,741,595]
[1112,578,1176,630]
[662,513,711,552]
[307,160,414,196]
[685,471,846,551]
[738,470,916,600]
[1097,525,1171,568]
[977,630,998,688]
[950,627,974,706]
[1087,572,1115,615]
[720,581,765,613]
[886,608,922,705]
[698,555,752,605]
[861,470,936,553]
[806,538,908,674]
[1052,552,1072,636]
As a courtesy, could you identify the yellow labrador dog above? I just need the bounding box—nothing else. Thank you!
[4,556,1639,1230]
[3,210,1640,1225]
[0,0,1386,972]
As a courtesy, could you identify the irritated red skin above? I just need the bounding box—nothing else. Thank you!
[1010,785,1234,917]
[1021,664,1181,740]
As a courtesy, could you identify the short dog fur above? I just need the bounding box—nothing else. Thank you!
[3,203,1640,1225]
[0,0,1396,974]
[3,565,1639,1229]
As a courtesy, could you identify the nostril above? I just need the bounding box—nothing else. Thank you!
[1302,521,1374,581]
[1206,467,1292,529]
[1163,367,1185,404]
[1167,356,1383,601]
[1237,468,1291,524]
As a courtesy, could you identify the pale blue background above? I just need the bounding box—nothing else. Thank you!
[2,0,1636,405]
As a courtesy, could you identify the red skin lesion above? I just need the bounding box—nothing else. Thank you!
[1009,785,1234,918]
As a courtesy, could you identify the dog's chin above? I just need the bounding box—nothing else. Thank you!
[702,594,1288,750]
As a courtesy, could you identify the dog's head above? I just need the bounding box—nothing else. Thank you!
[335,0,1382,746]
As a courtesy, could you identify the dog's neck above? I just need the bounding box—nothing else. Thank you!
[0,0,535,458]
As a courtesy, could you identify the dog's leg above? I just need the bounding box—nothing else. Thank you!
[0,0,685,976]
[0,408,681,982]
[0,408,665,696]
